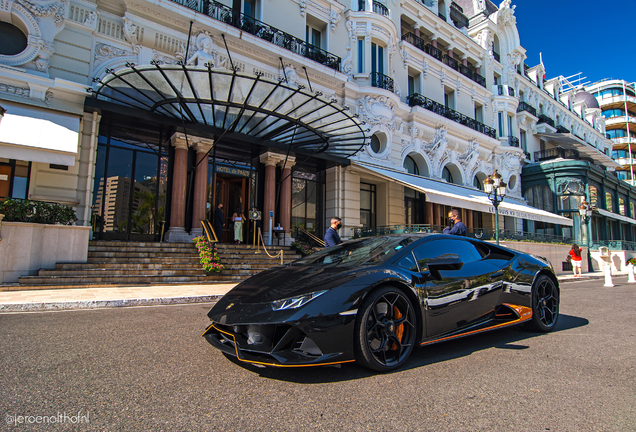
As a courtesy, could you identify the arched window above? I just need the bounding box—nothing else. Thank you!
[0,22,27,56]
[442,166,453,183]
[403,155,419,175]
[631,202,635,219]
[473,176,482,190]
[589,186,598,207]
[619,197,626,215]
[606,192,613,212]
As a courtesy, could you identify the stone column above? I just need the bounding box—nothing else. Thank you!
[433,204,441,229]
[190,138,214,239]
[466,209,473,231]
[278,156,296,245]
[425,202,434,226]
[259,152,284,245]
[166,133,189,243]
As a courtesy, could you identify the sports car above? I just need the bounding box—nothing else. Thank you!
[203,234,559,371]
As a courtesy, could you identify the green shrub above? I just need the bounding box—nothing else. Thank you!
[0,198,78,225]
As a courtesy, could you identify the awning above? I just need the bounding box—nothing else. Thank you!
[0,102,79,166]
[90,64,367,159]
[597,208,636,225]
[354,162,574,226]
[537,132,620,169]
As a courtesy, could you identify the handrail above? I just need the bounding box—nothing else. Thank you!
[257,228,284,265]
[296,226,325,247]
[200,219,218,244]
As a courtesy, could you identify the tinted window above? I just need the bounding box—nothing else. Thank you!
[397,251,418,272]
[413,239,480,272]
[292,236,414,267]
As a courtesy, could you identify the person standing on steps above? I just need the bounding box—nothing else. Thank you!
[213,203,225,243]
[232,207,246,244]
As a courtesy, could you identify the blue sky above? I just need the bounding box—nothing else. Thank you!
[513,0,636,86]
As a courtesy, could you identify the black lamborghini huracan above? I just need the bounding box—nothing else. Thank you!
[203,234,559,371]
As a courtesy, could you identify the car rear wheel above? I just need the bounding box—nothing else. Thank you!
[526,274,559,332]
[355,286,417,372]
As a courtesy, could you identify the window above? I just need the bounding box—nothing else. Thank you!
[243,0,257,18]
[589,186,598,207]
[619,197,626,216]
[520,130,527,152]
[444,87,455,109]
[404,155,419,175]
[371,42,384,74]
[370,134,381,154]
[397,252,418,272]
[0,22,27,56]
[442,166,453,183]
[631,202,635,219]
[360,183,376,228]
[412,239,480,272]
[0,160,30,199]
[474,103,483,123]
[357,38,364,73]
[606,192,613,212]
[306,25,322,48]
[291,170,324,235]
[473,176,482,190]
[497,112,504,137]
[507,115,514,137]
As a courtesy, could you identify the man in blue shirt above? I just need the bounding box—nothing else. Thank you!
[324,217,342,248]
[443,209,467,236]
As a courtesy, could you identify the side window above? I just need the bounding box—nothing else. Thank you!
[397,251,418,272]
[412,240,480,272]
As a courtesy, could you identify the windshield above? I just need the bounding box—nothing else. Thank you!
[292,236,415,267]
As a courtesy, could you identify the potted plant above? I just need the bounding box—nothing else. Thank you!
[291,239,315,256]
[193,236,225,274]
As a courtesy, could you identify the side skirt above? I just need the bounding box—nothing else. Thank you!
[419,304,532,347]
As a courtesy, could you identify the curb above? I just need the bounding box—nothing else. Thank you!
[0,294,223,313]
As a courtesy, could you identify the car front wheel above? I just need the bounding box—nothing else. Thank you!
[354,286,417,372]
[526,274,559,332]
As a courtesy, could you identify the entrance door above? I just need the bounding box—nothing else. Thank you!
[214,175,249,243]
[0,164,11,198]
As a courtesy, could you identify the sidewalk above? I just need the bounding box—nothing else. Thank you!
[0,270,627,313]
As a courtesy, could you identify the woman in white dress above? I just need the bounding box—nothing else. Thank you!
[232,208,246,244]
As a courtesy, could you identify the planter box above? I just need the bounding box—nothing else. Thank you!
[0,222,90,284]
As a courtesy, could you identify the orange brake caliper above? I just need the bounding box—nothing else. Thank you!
[390,306,404,350]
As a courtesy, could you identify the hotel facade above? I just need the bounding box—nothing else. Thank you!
[1,0,623,247]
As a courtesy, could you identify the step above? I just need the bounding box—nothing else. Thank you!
[88,246,199,254]
[56,263,204,270]
[89,241,195,248]
[18,274,250,286]
[88,252,200,259]
[86,257,200,264]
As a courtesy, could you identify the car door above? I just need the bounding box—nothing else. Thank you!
[412,239,505,338]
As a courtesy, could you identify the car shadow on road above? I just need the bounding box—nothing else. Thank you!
[233,314,589,383]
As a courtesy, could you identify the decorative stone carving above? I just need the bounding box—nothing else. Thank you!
[299,0,306,16]
[459,139,480,184]
[497,0,516,27]
[84,10,99,30]
[17,0,67,27]
[399,41,408,69]
[329,10,341,33]
[280,64,300,87]
[186,32,217,67]
[94,43,135,67]
[422,58,428,79]
[357,95,397,132]
[423,125,449,177]
[500,151,521,171]
[122,17,140,45]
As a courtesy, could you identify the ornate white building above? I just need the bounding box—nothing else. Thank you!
[2,0,614,243]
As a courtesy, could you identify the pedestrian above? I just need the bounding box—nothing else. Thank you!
[569,243,584,277]
[213,203,225,242]
[324,217,342,248]
[443,208,467,236]
[232,207,246,244]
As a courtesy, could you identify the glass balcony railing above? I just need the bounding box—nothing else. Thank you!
[371,71,394,92]
[407,93,497,139]
[169,0,341,71]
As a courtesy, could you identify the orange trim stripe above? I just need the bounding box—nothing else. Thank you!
[205,324,355,368]
[420,304,532,346]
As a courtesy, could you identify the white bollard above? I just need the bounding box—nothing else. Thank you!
[604,263,614,287]
[628,263,636,283]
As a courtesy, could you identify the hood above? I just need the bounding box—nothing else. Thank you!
[223,264,361,304]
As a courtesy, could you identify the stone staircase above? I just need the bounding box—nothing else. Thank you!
[14,241,301,289]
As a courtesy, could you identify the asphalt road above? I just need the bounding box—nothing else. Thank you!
[1,277,635,432]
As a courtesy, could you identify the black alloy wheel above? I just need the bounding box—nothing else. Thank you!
[526,274,559,332]
[355,286,417,371]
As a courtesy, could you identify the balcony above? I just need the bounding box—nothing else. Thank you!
[449,2,469,29]
[371,71,394,92]
[556,125,570,134]
[438,12,447,21]
[534,148,581,162]
[407,93,497,139]
[508,136,520,147]
[358,0,390,17]
[495,85,515,97]
[401,33,485,87]
[517,101,537,117]
[493,51,500,62]
[169,0,341,71]
[538,114,556,128]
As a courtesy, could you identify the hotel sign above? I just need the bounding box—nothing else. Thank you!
[487,207,543,221]
[215,165,250,177]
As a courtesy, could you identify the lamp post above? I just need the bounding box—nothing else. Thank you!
[579,200,594,272]
[484,170,507,245]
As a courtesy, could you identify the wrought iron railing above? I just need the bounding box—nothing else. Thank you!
[556,125,570,133]
[534,147,580,162]
[517,101,537,117]
[509,136,520,147]
[538,114,556,128]
[407,93,497,139]
[358,0,390,16]
[402,33,485,87]
[591,240,636,251]
[438,12,447,21]
[371,71,394,92]
[442,53,459,70]
[493,51,500,62]
[169,0,341,71]
[352,225,573,244]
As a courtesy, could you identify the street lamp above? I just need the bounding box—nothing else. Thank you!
[579,200,594,272]
[484,170,507,245]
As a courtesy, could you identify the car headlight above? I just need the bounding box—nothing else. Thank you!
[271,290,328,311]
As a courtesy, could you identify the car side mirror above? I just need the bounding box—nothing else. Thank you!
[425,256,464,280]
